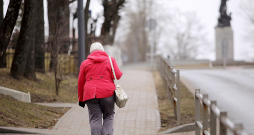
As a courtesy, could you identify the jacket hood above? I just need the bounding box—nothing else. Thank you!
[87,50,108,63]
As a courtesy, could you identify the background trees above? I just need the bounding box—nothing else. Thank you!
[0,0,127,95]
[116,0,150,62]
[161,10,208,60]
[240,0,254,48]
[115,1,209,62]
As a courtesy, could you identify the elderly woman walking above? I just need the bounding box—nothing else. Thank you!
[78,42,123,135]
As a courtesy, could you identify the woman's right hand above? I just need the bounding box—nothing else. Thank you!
[79,101,85,108]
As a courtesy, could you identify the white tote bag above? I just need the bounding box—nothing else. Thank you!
[109,56,128,108]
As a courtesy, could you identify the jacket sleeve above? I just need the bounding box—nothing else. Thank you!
[111,57,123,80]
[78,62,86,101]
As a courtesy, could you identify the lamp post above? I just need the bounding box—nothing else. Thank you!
[146,18,157,70]
[77,0,85,67]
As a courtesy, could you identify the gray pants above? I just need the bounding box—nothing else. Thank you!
[86,95,115,135]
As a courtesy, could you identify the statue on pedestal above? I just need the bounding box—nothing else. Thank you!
[217,0,231,27]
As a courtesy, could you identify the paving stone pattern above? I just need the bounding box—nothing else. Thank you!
[48,70,159,135]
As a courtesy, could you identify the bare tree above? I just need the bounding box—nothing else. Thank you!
[48,17,69,96]
[48,0,70,54]
[116,0,151,62]
[240,0,254,47]
[100,0,125,45]
[163,10,208,60]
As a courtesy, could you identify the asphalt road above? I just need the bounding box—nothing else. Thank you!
[180,68,254,134]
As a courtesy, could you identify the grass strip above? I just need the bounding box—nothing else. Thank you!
[0,94,69,129]
[153,71,195,132]
[0,68,78,103]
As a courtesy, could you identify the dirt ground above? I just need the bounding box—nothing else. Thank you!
[153,71,195,132]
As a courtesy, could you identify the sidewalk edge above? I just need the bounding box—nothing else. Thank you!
[151,71,161,131]
[158,123,195,134]
[52,103,77,130]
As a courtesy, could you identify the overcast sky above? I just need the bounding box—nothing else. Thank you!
[3,0,254,61]
[157,0,254,61]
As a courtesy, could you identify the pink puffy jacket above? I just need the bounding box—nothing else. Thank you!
[78,50,123,102]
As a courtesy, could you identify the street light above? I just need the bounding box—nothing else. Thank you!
[146,18,157,70]
[77,0,85,67]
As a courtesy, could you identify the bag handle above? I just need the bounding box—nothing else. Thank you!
[109,56,118,86]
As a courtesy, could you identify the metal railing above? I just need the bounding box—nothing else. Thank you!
[195,89,249,135]
[157,56,181,125]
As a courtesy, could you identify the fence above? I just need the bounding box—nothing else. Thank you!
[195,89,248,135]
[6,49,15,68]
[45,53,78,74]
[6,49,78,74]
[157,55,249,134]
[157,56,181,125]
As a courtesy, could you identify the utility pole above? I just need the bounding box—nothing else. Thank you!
[78,0,85,67]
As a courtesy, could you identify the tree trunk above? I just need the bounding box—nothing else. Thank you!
[54,71,58,95]
[51,32,60,95]
[35,0,45,73]
[0,0,22,67]
[11,0,37,79]
[0,0,3,25]
[24,31,36,79]
[58,0,70,54]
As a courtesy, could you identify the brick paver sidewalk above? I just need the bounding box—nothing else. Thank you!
[47,70,160,135]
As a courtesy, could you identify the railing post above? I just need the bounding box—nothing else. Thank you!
[176,70,181,125]
[195,89,201,135]
[202,94,209,135]
[210,101,217,135]
[171,67,177,120]
[220,111,227,135]
[167,65,173,104]
[172,67,175,86]
[234,123,243,135]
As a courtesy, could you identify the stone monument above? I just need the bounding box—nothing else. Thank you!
[215,0,234,61]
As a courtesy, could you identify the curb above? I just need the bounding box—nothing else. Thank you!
[0,126,49,134]
[157,75,196,134]
[156,109,161,130]
[35,103,76,108]
[0,86,31,103]
[52,103,77,130]
[151,72,161,132]
[158,123,195,134]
